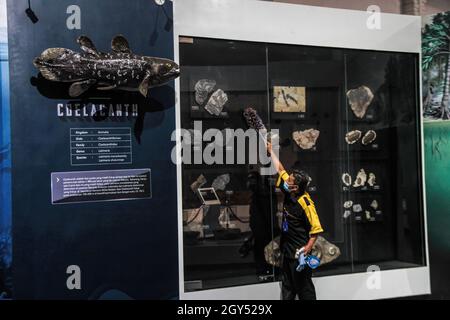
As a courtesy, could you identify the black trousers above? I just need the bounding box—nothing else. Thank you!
[281,256,316,300]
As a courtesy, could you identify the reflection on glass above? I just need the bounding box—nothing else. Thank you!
[179,37,425,292]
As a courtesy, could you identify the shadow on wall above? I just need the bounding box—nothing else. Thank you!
[30,74,175,144]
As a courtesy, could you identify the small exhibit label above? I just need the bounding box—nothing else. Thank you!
[51,169,151,204]
[70,128,132,165]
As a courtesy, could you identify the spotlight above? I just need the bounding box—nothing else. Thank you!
[154,0,165,5]
[25,0,38,24]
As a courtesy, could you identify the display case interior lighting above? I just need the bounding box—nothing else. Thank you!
[25,0,38,24]
[154,0,165,6]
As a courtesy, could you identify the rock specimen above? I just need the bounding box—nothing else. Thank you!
[344,201,353,209]
[273,86,306,113]
[370,200,379,210]
[367,173,376,187]
[353,204,363,213]
[211,173,230,191]
[195,79,216,105]
[343,211,352,219]
[346,85,374,119]
[353,169,367,187]
[205,89,228,116]
[345,130,362,145]
[362,130,377,145]
[342,173,352,187]
[366,211,372,220]
[310,236,341,266]
[190,174,207,193]
[292,129,320,150]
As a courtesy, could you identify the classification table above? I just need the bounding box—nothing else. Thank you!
[70,128,132,165]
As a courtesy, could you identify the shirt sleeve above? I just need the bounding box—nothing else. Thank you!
[298,195,324,235]
[276,170,290,194]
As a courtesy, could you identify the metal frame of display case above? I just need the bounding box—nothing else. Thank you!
[173,0,429,300]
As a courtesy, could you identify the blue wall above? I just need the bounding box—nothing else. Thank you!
[0,0,12,299]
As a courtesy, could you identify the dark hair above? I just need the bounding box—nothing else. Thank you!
[292,169,311,195]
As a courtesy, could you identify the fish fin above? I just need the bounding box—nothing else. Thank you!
[111,35,132,54]
[77,35,100,57]
[69,79,96,97]
[138,75,151,97]
[97,84,117,91]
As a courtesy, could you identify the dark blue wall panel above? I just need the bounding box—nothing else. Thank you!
[7,0,178,299]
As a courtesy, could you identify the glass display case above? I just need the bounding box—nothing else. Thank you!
[178,37,425,293]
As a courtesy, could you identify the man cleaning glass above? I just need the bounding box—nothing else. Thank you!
[267,142,323,300]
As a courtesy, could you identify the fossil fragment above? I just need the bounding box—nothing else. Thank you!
[345,130,362,145]
[347,85,374,119]
[344,201,353,209]
[195,79,216,105]
[353,204,363,213]
[362,130,377,145]
[343,211,352,219]
[211,173,230,191]
[370,200,379,210]
[292,129,320,150]
[366,211,372,220]
[264,236,281,267]
[367,173,376,187]
[353,169,367,187]
[342,173,352,187]
[204,89,228,116]
[273,86,306,112]
[311,236,341,265]
[190,174,207,193]
[265,235,340,267]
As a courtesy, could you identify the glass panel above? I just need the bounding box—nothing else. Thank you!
[179,36,425,292]
[179,37,273,292]
[266,44,354,276]
[343,50,425,271]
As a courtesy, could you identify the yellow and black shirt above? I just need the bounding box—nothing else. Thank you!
[276,170,324,259]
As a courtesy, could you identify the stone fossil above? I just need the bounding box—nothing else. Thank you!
[204,89,228,116]
[353,169,367,187]
[347,85,374,119]
[310,236,341,266]
[190,174,207,193]
[211,173,230,191]
[265,236,340,267]
[292,129,320,150]
[370,200,379,210]
[362,130,377,145]
[195,79,216,105]
[342,173,352,187]
[367,173,376,187]
[344,201,353,209]
[353,204,363,213]
[366,211,372,220]
[345,130,362,145]
[343,210,352,219]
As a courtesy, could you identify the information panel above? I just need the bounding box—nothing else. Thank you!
[51,169,151,204]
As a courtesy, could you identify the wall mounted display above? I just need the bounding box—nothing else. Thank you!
[175,0,427,300]
[273,86,306,113]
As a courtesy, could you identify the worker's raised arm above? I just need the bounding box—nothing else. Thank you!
[267,142,285,174]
